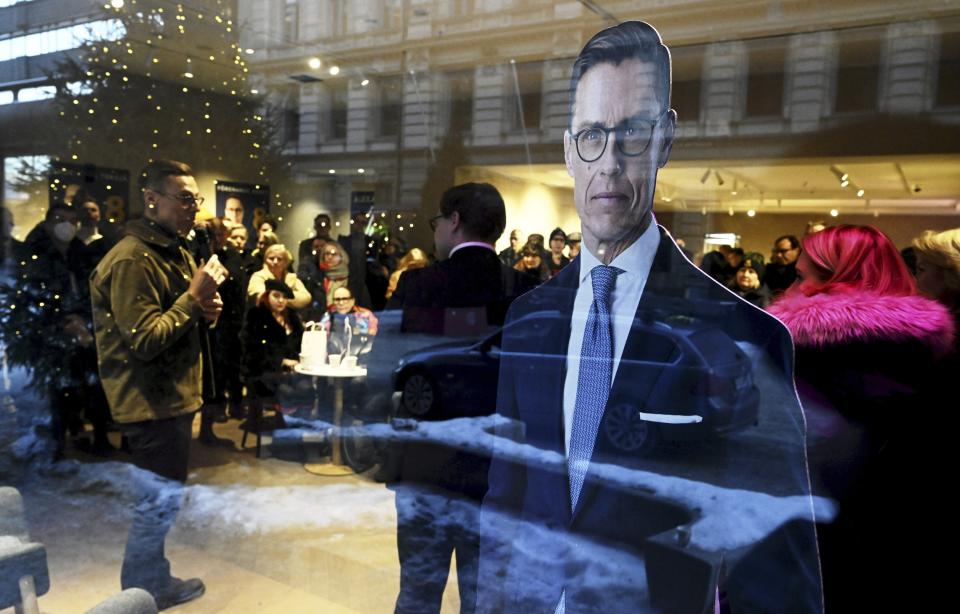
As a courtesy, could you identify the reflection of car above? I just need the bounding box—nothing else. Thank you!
[392,334,502,420]
[392,312,759,451]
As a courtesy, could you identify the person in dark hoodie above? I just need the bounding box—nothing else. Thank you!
[769,225,956,613]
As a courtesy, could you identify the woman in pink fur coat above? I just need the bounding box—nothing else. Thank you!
[769,225,955,612]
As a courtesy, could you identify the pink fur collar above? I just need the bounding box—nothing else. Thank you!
[769,289,955,356]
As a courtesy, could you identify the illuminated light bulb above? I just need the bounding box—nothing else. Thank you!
[110,0,124,9]
[361,79,370,86]
[329,65,340,75]
[308,57,321,70]
[357,168,365,173]
[856,188,865,197]
[747,209,756,217]
[830,209,839,217]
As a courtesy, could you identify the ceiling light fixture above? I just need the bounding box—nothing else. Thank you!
[329,65,340,76]
[700,169,711,185]
[716,172,725,187]
[308,57,321,70]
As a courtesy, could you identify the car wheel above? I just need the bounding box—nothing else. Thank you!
[400,371,437,418]
[604,404,659,453]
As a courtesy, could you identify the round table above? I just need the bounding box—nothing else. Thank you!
[295,363,368,476]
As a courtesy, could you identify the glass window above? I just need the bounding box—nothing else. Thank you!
[745,39,786,118]
[835,34,881,113]
[936,28,960,107]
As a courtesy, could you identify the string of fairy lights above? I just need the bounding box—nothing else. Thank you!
[54,0,292,217]
[47,0,418,241]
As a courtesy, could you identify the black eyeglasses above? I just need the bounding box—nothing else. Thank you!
[333,296,354,302]
[428,214,445,231]
[570,110,668,163]
[157,191,204,209]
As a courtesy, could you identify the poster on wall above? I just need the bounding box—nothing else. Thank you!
[48,162,130,238]
[214,181,270,246]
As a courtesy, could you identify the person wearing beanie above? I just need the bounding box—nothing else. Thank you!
[728,254,771,308]
[547,227,570,278]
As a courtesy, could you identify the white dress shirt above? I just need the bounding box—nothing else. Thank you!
[561,222,660,455]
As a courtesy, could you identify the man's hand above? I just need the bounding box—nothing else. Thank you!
[200,292,223,323]
[188,254,228,303]
[281,358,299,371]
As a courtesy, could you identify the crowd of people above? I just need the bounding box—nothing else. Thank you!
[2,17,959,612]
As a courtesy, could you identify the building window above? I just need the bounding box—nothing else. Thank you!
[449,0,474,17]
[282,102,300,147]
[0,19,125,62]
[448,70,474,134]
[936,29,960,107]
[835,35,881,113]
[326,80,348,141]
[375,77,403,138]
[508,61,542,132]
[745,40,785,118]
[672,46,703,123]
[283,0,298,43]
[330,0,349,36]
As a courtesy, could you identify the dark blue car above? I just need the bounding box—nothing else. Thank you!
[392,311,759,453]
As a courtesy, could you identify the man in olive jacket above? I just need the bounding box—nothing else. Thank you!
[90,159,227,610]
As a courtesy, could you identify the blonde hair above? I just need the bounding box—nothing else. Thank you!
[397,247,429,272]
[263,242,293,265]
[912,228,960,294]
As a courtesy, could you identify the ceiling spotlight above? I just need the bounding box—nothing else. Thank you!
[731,180,738,196]
[830,165,850,187]
[329,65,340,76]
[747,209,756,217]
[183,57,193,79]
[357,168,365,174]
[700,169,711,184]
[856,188,865,198]
[830,209,839,217]
[328,169,336,174]
[716,172,725,187]
[308,57,321,70]
[245,48,255,55]
[110,0,125,8]
[361,78,370,86]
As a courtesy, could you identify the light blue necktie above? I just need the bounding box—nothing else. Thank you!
[568,264,622,510]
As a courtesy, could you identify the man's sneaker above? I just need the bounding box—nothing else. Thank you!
[154,577,205,610]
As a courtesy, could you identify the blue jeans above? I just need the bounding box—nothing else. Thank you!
[118,412,194,593]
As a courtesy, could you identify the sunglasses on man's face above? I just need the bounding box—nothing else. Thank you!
[333,296,353,302]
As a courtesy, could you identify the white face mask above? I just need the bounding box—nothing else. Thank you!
[53,221,79,243]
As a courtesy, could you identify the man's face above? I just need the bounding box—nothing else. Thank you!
[510,230,522,250]
[332,288,355,314]
[81,201,101,225]
[433,212,456,260]
[564,59,674,256]
[147,175,200,236]
[226,227,247,251]
[568,241,581,259]
[772,239,800,265]
[224,197,244,224]
[315,215,332,238]
[550,236,565,254]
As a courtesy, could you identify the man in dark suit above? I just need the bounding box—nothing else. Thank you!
[385,182,534,613]
[387,183,532,334]
[477,22,822,613]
